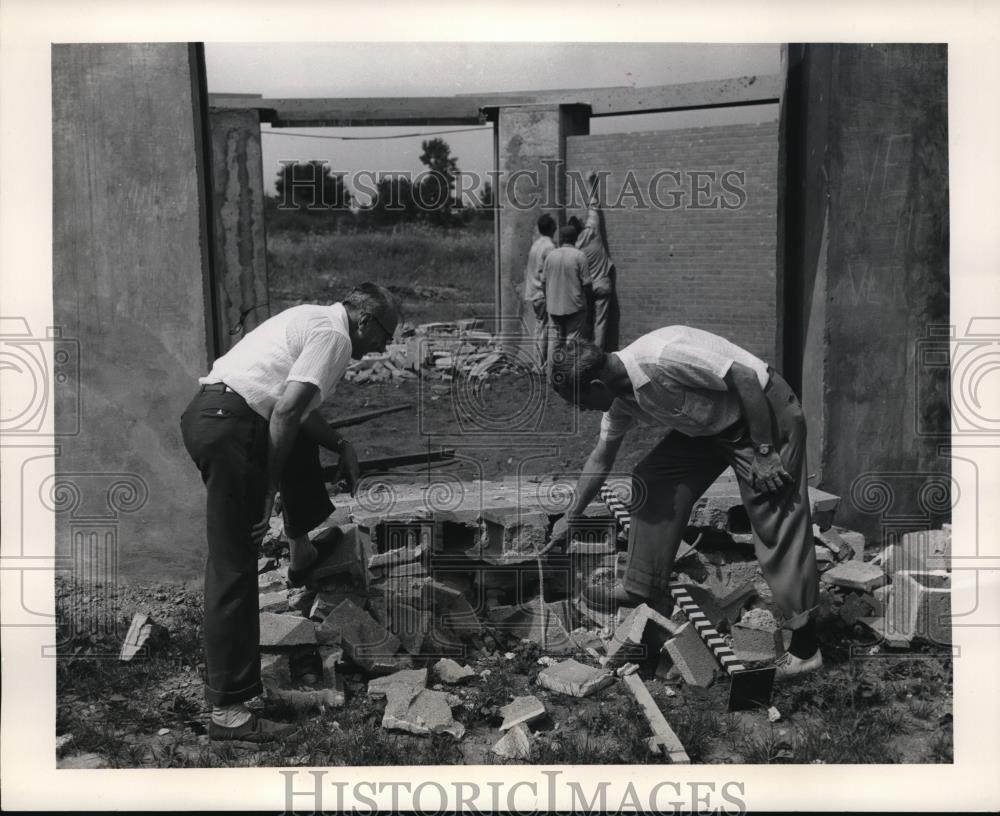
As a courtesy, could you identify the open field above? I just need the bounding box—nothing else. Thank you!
[266,223,496,326]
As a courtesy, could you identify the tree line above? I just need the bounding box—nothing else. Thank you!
[265,138,494,231]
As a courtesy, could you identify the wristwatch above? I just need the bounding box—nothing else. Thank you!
[753,442,772,456]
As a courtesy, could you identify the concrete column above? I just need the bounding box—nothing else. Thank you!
[780,44,950,539]
[209,109,271,352]
[52,43,216,581]
[494,104,589,356]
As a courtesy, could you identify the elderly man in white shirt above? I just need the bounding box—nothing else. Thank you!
[181,283,400,741]
[549,327,822,679]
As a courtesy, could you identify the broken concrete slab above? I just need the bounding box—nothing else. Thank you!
[686,475,839,533]
[606,603,679,664]
[821,561,887,593]
[319,599,400,670]
[386,600,431,656]
[287,587,317,614]
[367,542,426,570]
[569,627,604,654]
[259,612,316,650]
[441,594,483,638]
[499,695,546,732]
[881,528,951,575]
[492,723,531,760]
[859,616,913,648]
[119,613,168,662]
[433,658,475,684]
[266,682,345,711]
[381,686,464,739]
[885,570,951,645]
[258,568,288,592]
[815,525,863,562]
[368,654,416,675]
[536,659,615,697]
[663,622,718,688]
[258,556,278,574]
[367,668,428,700]
[732,609,784,662]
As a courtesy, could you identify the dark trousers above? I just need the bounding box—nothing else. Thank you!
[624,371,819,631]
[180,386,334,705]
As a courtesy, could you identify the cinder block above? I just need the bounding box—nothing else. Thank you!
[885,570,951,645]
[663,622,717,688]
[475,508,549,563]
[308,525,365,583]
[367,667,428,699]
[499,695,546,731]
[732,618,783,662]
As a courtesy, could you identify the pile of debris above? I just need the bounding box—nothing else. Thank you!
[344,320,530,384]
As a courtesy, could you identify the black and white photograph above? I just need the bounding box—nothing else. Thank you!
[2,2,999,812]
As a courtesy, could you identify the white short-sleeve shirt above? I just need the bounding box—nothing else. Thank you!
[200,303,353,421]
[599,326,771,441]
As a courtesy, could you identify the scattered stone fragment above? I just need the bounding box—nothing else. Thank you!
[767,706,782,723]
[885,570,951,645]
[259,612,316,649]
[368,542,426,570]
[838,592,880,626]
[307,524,366,583]
[258,556,278,574]
[732,609,784,662]
[821,561,887,592]
[569,628,604,654]
[367,668,428,700]
[320,599,400,671]
[537,656,554,666]
[267,681,345,710]
[504,652,515,660]
[606,603,679,663]
[442,594,482,638]
[433,658,475,684]
[492,723,531,760]
[119,612,169,662]
[381,686,465,739]
[258,568,287,592]
[368,654,415,675]
[476,508,550,562]
[536,659,615,698]
[258,590,288,613]
[387,601,431,655]
[858,616,912,648]
[499,695,546,731]
[157,728,171,736]
[663,622,718,688]
[616,663,640,677]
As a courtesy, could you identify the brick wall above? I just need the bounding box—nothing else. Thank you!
[566,121,778,361]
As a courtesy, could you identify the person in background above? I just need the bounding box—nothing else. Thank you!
[523,213,557,369]
[542,223,592,368]
[569,170,616,351]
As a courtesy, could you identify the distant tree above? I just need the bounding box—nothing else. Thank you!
[416,138,460,227]
[477,180,495,220]
[365,174,418,226]
[275,161,352,212]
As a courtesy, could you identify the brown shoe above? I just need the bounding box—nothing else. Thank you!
[581,579,672,617]
[208,713,299,743]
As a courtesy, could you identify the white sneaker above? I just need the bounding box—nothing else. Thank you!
[774,648,823,679]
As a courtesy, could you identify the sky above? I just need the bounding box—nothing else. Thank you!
[205,43,781,199]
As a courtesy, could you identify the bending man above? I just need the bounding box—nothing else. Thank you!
[181,283,400,741]
[549,328,822,678]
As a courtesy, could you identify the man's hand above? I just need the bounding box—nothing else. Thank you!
[252,489,277,548]
[339,441,360,497]
[751,450,794,494]
[549,515,572,545]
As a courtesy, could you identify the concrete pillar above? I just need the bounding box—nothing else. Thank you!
[493,104,589,357]
[779,44,950,540]
[209,109,271,352]
[52,43,216,582]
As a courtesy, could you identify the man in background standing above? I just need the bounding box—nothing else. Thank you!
[569,170,616,351]
[523,213,557,369]
[543,223,592,368]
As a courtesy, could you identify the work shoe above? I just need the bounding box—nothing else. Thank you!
[774,648,824,680]
[208,713,299,743]
[581,579,672,617]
